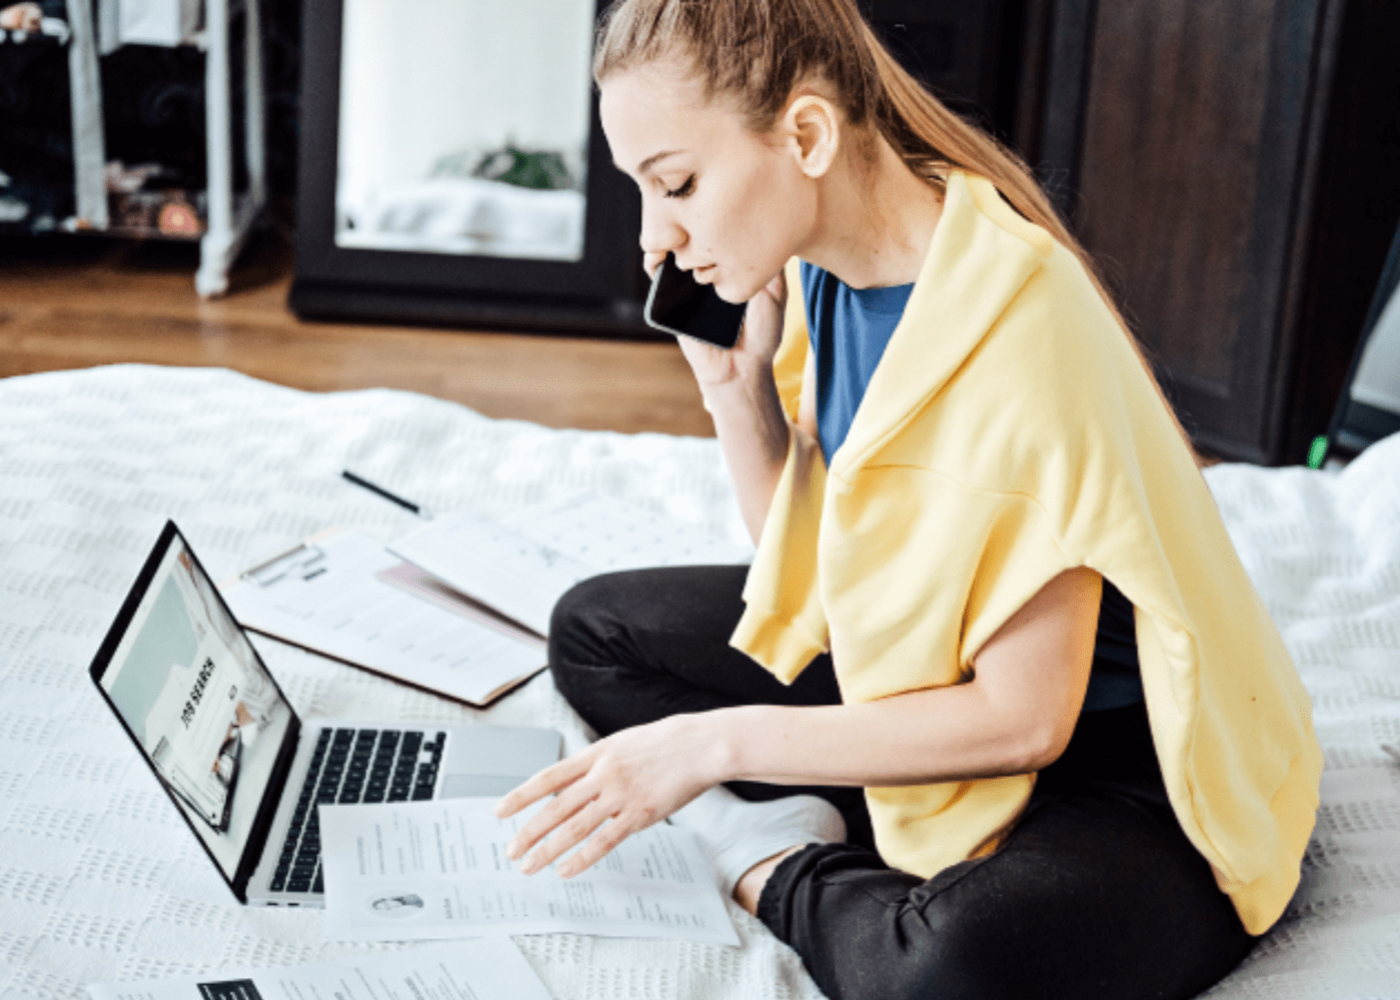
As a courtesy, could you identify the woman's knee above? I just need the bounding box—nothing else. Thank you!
[547,574,629,701]
[549,574,613,646]
[548,565,748,694]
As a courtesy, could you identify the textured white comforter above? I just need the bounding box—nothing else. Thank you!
[1,365,1396,999]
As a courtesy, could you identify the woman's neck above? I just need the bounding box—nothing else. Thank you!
[799,133,944,290]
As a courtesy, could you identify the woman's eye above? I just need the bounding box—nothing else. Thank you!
[663,175,695,199]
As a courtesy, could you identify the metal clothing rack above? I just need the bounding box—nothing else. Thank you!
[195,0,265,297]
[68,0,266,297]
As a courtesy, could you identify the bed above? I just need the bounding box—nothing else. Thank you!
[1,364,1397,1000]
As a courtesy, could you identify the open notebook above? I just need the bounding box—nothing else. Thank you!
[224,493,752,706]
[388,493,753,638]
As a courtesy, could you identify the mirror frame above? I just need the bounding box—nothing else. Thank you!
[290,0,651,336]
[1324,219,1400,461]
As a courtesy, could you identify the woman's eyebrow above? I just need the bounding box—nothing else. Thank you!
[626,149,685,176]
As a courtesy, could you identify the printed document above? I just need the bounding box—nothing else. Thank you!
[86,939,551,1000]
[389,494,753,636]
[223,529,545,706]
[320,797,740,946]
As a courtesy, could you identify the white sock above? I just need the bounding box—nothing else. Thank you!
[668,786,847,897]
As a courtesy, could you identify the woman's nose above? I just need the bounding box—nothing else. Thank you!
[639,198,685,257]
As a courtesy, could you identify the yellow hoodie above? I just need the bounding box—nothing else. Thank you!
[730,170,1322,935]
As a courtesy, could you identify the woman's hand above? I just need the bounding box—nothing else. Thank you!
[645,250,787,393]
[495,712,729,878]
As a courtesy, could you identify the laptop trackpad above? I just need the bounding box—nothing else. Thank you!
[440,773,521,798]
[440,724,562,799]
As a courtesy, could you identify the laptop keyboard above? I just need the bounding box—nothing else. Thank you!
[271,726,445,895]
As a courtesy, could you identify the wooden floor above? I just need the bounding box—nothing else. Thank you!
[0,228,714,437]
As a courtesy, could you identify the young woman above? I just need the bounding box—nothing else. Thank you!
[497,1,1323,996]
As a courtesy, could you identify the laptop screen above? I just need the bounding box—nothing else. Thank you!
[92,524,296,886]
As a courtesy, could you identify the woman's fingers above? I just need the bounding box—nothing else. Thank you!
[765,267,788,308]
[642,251,666,280]
[730,267,787,363]
[506,780,598,861]
[519,796,613,874]
[556,812,637,878]
[498,716,723,879]
[495,752,592,819]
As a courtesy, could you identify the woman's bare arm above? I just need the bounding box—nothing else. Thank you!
[710,324,817,545]
[717,566,1102,786]
[664,263,793,545]
[498,567,1103,876]
[701,357,790,545]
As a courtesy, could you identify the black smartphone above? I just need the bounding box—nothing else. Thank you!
[644,252,747,348]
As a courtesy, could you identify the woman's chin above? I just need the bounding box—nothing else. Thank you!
[711,276,755,305]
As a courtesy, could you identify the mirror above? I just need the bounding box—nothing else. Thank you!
[334,0,595,262]
[293,0,646,335]
[1350,289,1400,424]
[1326,219,1400,462]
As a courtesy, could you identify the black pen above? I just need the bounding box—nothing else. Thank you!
[341,470,434,519]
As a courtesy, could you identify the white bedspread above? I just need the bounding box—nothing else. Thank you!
[1,365,1397,999]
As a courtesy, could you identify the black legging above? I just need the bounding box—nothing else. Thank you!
[549,565,1256,1000]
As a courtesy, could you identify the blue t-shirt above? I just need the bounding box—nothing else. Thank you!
[801,261,912,466]
[800,261,1143,712]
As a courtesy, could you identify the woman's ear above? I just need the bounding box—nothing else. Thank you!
[782,94,840,179]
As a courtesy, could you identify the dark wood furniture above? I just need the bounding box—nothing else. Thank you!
[1013,0,1400,464]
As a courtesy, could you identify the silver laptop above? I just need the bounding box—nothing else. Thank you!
[88,520,562,907]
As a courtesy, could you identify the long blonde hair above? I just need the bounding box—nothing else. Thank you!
[594,0,1197,457]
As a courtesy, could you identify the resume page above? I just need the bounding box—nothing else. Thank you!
[319,797,739,946]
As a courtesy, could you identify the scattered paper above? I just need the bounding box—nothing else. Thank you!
[388,510,593,636]
[87,939,551,1000]
[224,529,544,706]
[390,494,752,636]
[498,493,753,572]
[320,797,739,947]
